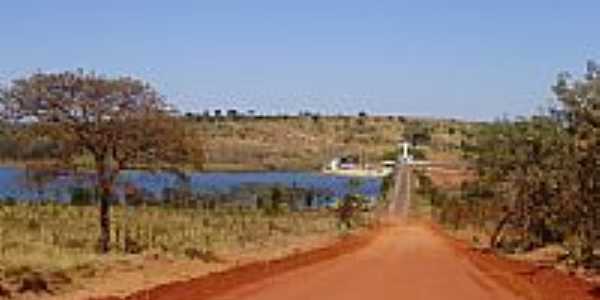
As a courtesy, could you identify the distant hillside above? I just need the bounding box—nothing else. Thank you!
[187,115,471,171]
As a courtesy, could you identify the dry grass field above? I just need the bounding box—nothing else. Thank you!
[0,204,375,299]
[193,116,468,171]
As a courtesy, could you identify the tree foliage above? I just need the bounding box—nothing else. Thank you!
[421,61,600,265]
[0,70,204,252]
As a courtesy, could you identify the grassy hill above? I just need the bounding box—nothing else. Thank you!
[189,115,470,171]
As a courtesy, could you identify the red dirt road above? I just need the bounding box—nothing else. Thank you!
[96,221,600,300]
[211,223,523,300]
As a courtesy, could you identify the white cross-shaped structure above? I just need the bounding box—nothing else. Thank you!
[398,141,413,164]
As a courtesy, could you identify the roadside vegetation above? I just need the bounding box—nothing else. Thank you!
[416,61,600,270]
[0,187,378,298]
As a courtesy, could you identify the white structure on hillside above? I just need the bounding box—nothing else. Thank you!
[398,141,414,164]
[328,158,341,171]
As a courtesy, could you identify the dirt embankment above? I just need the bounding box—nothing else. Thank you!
[429,223,600,300]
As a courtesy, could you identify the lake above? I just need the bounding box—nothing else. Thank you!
[0,167,382,203]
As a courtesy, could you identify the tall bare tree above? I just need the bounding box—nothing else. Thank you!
[0,70,203,252]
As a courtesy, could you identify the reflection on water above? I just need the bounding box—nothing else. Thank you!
[0,168,381,204]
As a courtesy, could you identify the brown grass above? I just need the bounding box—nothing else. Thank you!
[194,116,468,171]
[0,204,374,299]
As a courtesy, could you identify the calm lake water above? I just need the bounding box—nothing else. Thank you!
[0,167,382,202]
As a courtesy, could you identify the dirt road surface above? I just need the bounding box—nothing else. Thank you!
[211,222,523,300]
[208,168,523,300]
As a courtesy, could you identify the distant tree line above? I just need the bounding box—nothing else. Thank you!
[183,109,406,123]
[0,125,59,161]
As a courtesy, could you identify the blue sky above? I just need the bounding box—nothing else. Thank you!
[1,1,598,120]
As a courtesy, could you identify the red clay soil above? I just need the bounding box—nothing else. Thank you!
[90,226,381,300]
[92,222,600,300]
[430,223,600,300]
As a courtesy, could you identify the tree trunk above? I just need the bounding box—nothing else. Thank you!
[490,210,513,249]
[96,154,115,254]
[99,183,111,253]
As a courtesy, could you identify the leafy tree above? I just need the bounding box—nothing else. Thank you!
[0,70,203,252]
[552,61,600,263]
[464,115,572,249]
[413,61,600,264]
[337,194,362,229]
[336,178,365,228]
[266,186,285,215]
[402,121,431,146]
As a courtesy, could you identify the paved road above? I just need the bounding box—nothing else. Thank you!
[212,167,523,300]
[388,165,411,217]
